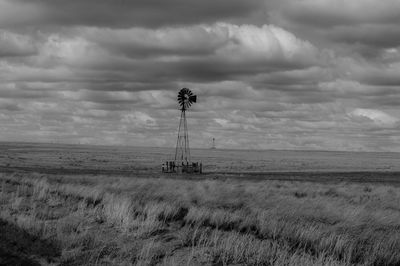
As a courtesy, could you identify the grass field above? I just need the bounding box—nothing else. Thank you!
[1,143,400,265]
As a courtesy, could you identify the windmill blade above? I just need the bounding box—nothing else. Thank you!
[177,88,196,110]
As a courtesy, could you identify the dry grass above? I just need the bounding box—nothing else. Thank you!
[0,172,400,265]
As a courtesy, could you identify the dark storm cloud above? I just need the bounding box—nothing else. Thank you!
[282,0,400,27]
[173,57,317,83]
[268,0,400,51]
[0,86,55,99]
[81,81,180,92]
[0,0,264,28]
[0,23,321,87]
[372,95,400,107]
[83,27,229,58]
[359,71,400,87]
[67,24,321,85]
[349,62,400,86]
[0,101,21,111]
[329,24,400,48]
[252,67,333,87]
[0,30,37,57]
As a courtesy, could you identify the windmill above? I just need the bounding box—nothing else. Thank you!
[162,88,202,174]
[211,138,216,149]
[175,88,197,162]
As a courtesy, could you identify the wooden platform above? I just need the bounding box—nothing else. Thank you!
[162,161,202,174]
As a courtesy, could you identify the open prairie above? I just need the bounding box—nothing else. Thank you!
[1,142,400,182]
[1,142,400,265]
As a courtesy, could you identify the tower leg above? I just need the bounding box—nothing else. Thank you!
[175,110,191,164]
[175,111,184,161]
[183,111,191,162]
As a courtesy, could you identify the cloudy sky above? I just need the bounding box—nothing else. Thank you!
[1,0,400,151]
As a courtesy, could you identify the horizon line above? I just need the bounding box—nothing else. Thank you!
[0,140,398,154]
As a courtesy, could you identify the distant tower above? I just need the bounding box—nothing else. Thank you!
[175,88,197,162]
[211,138,216,149]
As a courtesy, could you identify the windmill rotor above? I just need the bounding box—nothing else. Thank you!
[177,88,196,111]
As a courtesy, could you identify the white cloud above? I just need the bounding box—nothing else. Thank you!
[121,111,157,127]
[350,108,398,126]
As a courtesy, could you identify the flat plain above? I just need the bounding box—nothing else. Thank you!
[0,142,400,265]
